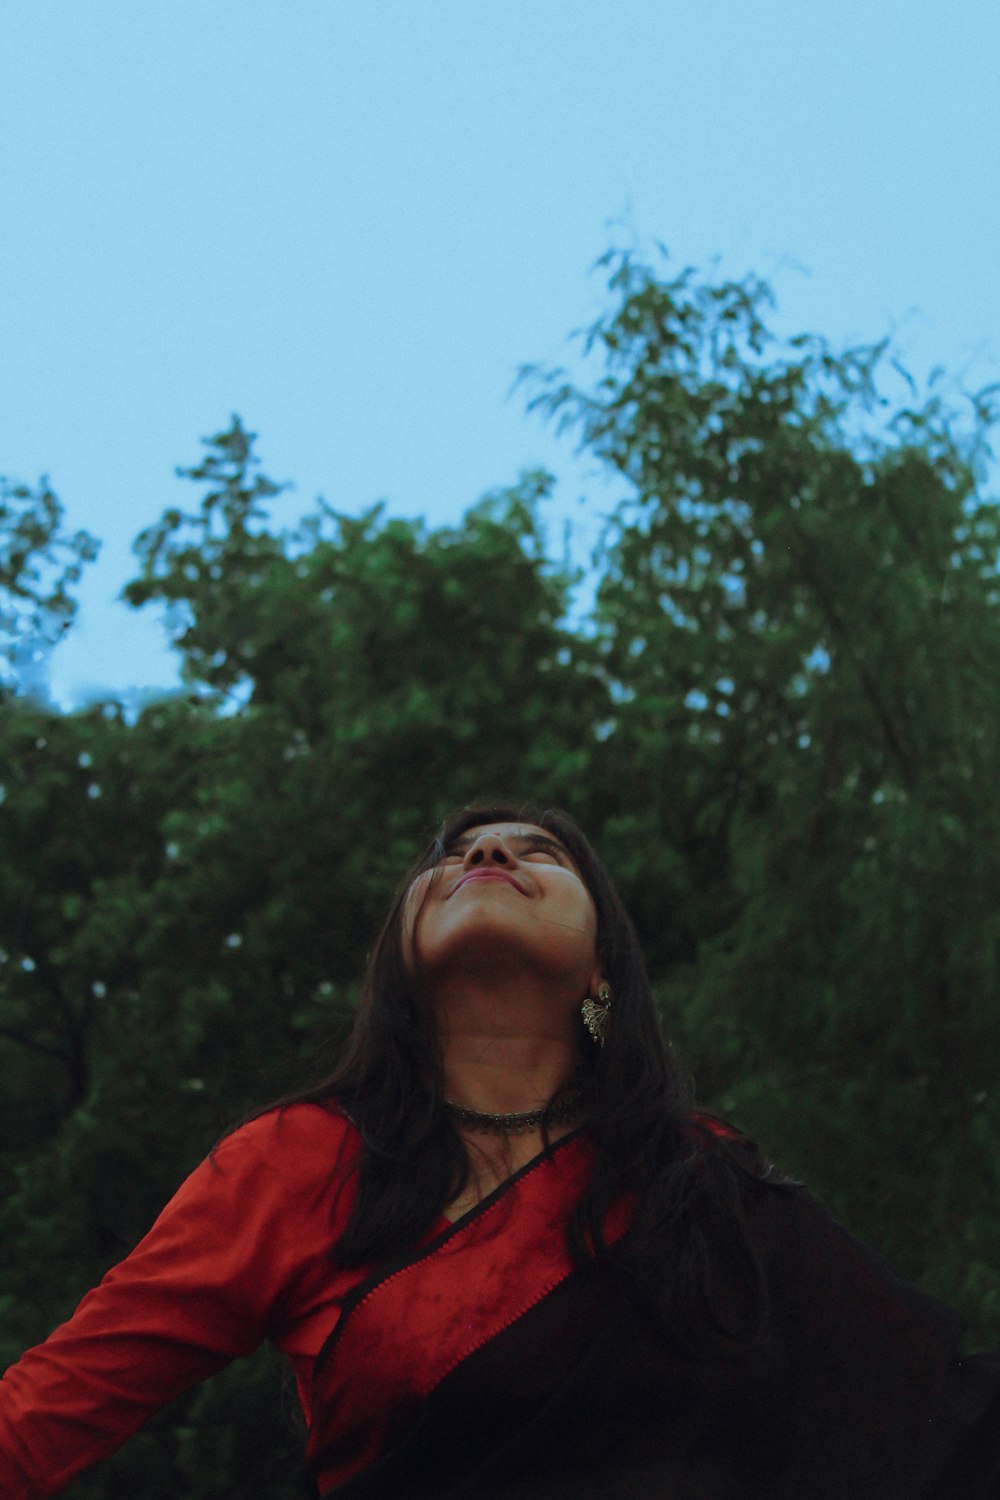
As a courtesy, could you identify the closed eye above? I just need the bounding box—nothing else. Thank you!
[437,835,572,867]
[514,835,572,865]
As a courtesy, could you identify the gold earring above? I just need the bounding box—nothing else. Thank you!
[582,981,612,1047]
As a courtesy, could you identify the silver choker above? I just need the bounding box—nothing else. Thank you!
[444,1088,585,1135]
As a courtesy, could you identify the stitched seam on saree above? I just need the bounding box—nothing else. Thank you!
[306,1132,624,1492]
[310,1125,589,1382]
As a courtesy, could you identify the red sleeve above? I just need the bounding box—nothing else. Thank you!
[0,1104,355,1499]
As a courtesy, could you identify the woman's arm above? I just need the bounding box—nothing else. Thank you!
[0,1105,350,1499]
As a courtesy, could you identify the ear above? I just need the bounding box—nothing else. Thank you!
[586,963,607,998]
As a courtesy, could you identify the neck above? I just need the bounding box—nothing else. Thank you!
[431,969,581,1116]
[438,1028,579,1115]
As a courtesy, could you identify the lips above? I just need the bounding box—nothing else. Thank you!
[452,870,526,896]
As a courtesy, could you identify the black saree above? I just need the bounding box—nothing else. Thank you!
[305,1132,1000,1499]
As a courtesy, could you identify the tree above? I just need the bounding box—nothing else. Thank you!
[0,475,99,698]
[2,424,610,1498]
[527,249,1000,1331]
[3,251,999,1499]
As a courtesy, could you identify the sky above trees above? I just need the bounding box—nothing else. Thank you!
[3,0,999,708]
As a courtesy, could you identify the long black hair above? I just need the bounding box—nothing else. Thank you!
[266,801,791,1350]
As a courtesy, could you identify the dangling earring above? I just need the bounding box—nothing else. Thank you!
[582,981,612,1047]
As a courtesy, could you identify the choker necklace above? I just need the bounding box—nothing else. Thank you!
[444,1087,585,1136]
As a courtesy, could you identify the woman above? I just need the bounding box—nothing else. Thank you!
[2,802,999,1498]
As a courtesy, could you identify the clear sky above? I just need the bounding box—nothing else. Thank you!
[3,0,998,709]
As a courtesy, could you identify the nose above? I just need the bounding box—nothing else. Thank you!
[463,833,514,868]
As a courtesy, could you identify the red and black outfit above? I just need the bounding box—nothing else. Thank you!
[2,1102,999,1497]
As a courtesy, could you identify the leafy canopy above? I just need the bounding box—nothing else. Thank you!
[2,250,999,1497]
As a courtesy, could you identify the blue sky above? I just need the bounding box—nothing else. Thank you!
[3,1,998,709]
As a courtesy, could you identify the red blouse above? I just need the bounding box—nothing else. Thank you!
[5,1106,1000,1498]
[0,1104,376,1498]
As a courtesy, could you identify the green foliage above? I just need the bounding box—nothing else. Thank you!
[0,475,99,697]
[527,250,1000,1323]
[2,252,999,1494]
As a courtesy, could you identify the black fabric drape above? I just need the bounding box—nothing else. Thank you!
[316,1177,1000,1499]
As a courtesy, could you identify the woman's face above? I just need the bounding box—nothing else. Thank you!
[403,822,601,995]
